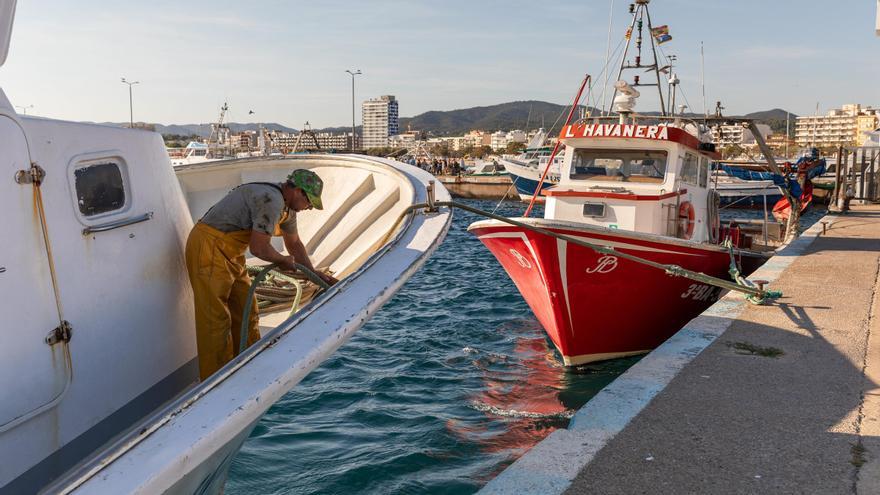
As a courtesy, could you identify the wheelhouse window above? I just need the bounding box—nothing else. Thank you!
[74,161,126,216]
[570,149,667,183]
[680,153,699,185]
[699,157,709,187]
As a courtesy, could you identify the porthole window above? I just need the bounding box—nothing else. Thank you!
[74,161,126,216]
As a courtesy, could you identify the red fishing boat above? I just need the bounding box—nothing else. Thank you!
[469,121,771,365]
[469,0,778,365]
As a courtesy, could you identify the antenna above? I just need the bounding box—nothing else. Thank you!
[700,42,707,118]
[600,0,615,116]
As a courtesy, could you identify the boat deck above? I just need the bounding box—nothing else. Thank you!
[480,205,880,494]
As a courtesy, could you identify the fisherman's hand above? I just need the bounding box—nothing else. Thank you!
[279,256,300,273]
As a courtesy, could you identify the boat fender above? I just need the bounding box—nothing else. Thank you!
[678,201,695,239]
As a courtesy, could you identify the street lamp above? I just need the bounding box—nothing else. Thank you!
[15,104,33,115]
[120,77,140,128]
[345,69,362,150]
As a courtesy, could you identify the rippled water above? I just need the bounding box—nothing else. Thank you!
[226,199,638,494]
[227,198,828,495]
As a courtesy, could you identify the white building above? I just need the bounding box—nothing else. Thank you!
[795,104,880,148]
[490,129,528,151]
[362,95,399,149]
[388,131,418,148]
[711,124,771,147]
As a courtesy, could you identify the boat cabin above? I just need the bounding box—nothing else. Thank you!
[545,121,721,243]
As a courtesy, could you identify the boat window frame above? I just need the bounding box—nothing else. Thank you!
[568,148,669,184]
[698,156,709,188]
[679,152,700,186]
[67,151,134,225]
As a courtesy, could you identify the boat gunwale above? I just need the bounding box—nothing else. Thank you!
[48,154,451,494]
[467,217,774,259]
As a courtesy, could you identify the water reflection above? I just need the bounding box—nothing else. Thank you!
[449,319,640,475]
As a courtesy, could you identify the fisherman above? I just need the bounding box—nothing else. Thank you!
[185,169,338,380]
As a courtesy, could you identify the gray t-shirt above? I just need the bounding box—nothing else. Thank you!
[200,183,297,235]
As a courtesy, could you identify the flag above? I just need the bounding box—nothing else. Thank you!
[651,25,672,44]
[651,25,669,37]
[625,27,632,40]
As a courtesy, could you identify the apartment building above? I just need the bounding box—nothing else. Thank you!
[489,130,527,151]
[710,124,771,147]
[857,113,880,146]
[362,95,399,149]
[795,104,880,148]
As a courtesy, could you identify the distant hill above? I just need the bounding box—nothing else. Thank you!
[392,101,797,137]
[109,102,797,140]
[742,108,797,135]
[397,100,593,136]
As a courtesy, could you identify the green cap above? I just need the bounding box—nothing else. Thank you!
[287,169,324,210]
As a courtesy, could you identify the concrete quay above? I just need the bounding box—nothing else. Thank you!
[436,174,518,200]
[481,205,880,494]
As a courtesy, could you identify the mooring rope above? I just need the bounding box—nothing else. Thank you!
[388,200,782,305]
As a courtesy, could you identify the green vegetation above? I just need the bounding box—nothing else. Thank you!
[361,147,407,157]
[163,133,201,148]
[399,101,591,137]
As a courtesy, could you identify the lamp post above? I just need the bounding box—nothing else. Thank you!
[15,104,33,115]
[120,77,140,128]
[345,69,362,150]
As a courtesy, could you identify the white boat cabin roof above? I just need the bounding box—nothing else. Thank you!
[549,121,720,196]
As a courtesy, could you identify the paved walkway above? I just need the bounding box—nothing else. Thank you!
[566,206,880,494]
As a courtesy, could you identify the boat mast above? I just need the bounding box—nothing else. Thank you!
[207,102,229,158]
[608,0,667,117]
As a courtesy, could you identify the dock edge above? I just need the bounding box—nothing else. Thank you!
[478,213,839,495]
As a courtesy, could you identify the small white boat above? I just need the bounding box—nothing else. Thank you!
[0,3,451,493]
[466,160,508,176]
[168,141,216,167]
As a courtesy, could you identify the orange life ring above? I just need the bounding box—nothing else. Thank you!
[678,201,695,239]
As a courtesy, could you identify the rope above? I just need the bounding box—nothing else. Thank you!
[722,238,782,305]
[240,263,330,354]
[435,201,780,303]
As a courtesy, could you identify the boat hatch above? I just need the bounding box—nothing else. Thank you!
[570,149,667,184]
[0,113,69,432]
[0,1,14,68]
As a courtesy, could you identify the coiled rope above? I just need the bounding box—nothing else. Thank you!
[240,263,331,353]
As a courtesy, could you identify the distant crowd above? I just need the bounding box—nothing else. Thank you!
[404,157,466,176]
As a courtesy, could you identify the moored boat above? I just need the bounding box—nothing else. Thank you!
[496,128,563,201]
[469,0,784,366]
[469,120,772,365]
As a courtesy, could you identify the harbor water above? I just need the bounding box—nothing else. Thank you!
[227,199,638,494]
[227,198,828,495]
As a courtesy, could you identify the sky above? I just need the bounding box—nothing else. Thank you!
[2,0,878,128]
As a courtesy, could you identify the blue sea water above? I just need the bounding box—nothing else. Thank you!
[227,198,828,495]
[226,199,638,494]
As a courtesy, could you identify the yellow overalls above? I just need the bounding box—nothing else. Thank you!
[185,210,291,380]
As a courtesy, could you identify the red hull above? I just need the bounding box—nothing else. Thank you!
[469,220,768,365]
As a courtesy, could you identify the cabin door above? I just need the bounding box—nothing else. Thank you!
[0,115,69,432]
